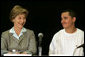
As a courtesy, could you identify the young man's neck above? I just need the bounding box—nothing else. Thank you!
[65,26,77,33]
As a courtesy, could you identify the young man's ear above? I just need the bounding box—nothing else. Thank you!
[73,17,76,23]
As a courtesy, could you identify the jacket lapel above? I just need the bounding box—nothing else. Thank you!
[18,32,26,43]
[9,33,19,43]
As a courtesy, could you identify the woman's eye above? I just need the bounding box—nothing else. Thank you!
[18,17,21,19]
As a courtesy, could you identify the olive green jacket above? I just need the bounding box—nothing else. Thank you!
[1,29,37,55]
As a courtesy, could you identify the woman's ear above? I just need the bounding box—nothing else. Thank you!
[11,19,14,23]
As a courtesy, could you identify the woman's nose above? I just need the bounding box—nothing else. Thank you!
[21,19,24,23]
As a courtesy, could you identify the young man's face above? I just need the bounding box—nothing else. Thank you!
[61,12,76,29]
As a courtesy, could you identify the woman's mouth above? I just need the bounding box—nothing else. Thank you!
[18,23,24,26]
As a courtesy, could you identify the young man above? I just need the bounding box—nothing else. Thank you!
[49,9,84,56]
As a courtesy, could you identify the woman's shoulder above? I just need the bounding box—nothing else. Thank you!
[1,30,10,39]
[25,28,35,36]
[1,30,10,35]
[25,28,34,33]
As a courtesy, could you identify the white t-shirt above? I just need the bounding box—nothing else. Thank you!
[49,28,84,56]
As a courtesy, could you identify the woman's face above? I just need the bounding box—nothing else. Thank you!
[12,14,26,29]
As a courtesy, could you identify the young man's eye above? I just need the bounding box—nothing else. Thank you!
[64,17,68,19]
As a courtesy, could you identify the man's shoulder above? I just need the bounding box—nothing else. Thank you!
[55,29,64,34]
[77,28,84,33]
[53,29,64,37]
[77,28,84,37]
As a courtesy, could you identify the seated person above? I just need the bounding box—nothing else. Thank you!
[49,9,84,56]
[1,5,37,55]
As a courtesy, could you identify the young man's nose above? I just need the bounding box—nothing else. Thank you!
[61,19,64,23]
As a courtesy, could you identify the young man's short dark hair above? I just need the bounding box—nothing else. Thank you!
[61,9,76,18]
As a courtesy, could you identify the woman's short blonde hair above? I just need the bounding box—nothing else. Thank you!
[10,5,28,21]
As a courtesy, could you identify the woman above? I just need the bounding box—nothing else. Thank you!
[1,5,37,55]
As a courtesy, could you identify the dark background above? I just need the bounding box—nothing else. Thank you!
[0,0,84,55]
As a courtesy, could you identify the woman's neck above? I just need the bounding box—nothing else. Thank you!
[14,26,22,36]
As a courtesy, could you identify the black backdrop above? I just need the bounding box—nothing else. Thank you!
[0,0,84,55]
